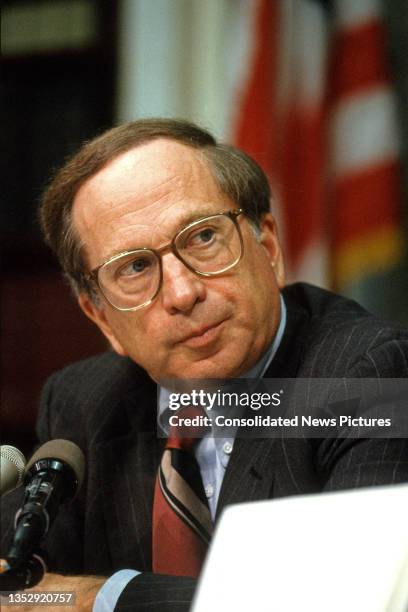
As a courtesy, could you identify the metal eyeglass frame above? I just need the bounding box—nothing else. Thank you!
[87,208,245,311]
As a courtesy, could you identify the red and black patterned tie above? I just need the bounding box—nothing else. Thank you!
[152,407,212,577]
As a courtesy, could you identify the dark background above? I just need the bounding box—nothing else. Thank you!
[2,0,117,454]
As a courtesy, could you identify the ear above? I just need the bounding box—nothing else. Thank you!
[258,213,285,288]
[78,293,127,356]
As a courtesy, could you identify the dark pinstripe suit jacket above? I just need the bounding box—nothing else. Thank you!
[1,283,408,611]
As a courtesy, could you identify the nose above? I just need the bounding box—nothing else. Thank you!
[161,253,206,314]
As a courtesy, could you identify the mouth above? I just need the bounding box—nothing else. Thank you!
[177,320,226,348]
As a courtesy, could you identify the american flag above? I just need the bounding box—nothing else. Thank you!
[227,0,403,295]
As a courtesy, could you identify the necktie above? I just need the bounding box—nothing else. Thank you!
[152,407,213,577]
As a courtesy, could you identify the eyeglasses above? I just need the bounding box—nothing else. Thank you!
[87,209,244,311]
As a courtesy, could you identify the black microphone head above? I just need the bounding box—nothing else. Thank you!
[25,439,85,498]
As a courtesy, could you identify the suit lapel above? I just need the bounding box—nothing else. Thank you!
[215,438,277,521]
[216,291,310,520]
[94,374,165,571]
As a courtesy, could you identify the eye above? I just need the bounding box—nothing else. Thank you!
[197,228,215,243]
[188,227,216,247]
[119,256,152,277]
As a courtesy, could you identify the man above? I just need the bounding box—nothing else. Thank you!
[1,118,408,611]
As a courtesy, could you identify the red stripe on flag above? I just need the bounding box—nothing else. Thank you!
[332,161,401,245]
[330,21,390,100]
[235,0,279,178]
[279,107,327,268]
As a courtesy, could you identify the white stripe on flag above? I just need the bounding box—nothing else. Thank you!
[290,239,329,287]
[333,0,381,30]
[284,0,328,107]
[277,0,327,112]
[330,87,400,176]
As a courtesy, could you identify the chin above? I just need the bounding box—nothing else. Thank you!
[169,359,243,381]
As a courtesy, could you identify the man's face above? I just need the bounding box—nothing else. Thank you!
[73,139,285,382]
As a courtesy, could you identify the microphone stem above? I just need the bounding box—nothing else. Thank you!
[7,505,47,566]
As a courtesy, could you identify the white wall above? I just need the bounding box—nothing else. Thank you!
[116,0,251,140]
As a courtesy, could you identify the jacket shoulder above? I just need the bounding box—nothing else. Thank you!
[283,283,408,376]
[37,352,153,444]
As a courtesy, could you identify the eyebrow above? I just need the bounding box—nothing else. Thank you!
[174,207,220,227]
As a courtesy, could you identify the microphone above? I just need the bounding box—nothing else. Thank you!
[6,439,85,569]
[0,445,26,496]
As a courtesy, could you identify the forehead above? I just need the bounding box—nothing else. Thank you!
[72,138,233,267]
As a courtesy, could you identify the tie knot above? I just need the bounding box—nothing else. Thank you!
[166,405,209,451]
